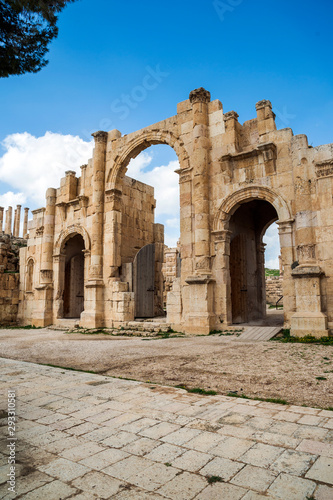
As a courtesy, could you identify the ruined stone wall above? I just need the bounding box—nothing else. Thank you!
[121,176,155,263]
[266,277,283,306]
[0,235,26,325]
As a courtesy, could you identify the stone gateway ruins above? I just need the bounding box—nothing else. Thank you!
[13,88,333,337]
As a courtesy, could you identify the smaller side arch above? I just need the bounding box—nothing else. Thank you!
[54,224,91,255]
[213,185,293,231]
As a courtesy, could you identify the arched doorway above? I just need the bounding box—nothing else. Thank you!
[229,199,278,324]
[63,234,85,318]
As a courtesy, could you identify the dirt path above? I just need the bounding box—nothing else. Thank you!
[1,328,332,408]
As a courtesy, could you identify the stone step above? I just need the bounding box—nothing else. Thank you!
[234,326,282,342]
[124,321,171,332]
[50,318,81,330]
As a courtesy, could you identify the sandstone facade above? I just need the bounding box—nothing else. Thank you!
[17,88,333,337]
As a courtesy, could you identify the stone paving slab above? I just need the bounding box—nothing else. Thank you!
[0,357,332,499]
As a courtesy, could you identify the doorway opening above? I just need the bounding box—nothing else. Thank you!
[63,234,85,319]
[229,199,281,325]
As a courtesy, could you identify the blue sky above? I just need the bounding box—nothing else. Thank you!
[1,0,332,265]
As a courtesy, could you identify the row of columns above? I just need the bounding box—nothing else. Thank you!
[0,205,29,237]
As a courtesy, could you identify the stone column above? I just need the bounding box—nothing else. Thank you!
[189,87,211,275]
[277,219,296,326]
[80,131,107,329]
[90,131,108,280]
[257,242,267,318]
[23,208,29,238]
[14,205,21,237]
[5,206,12,235]
[13,207,18,237]
[0,207,4,233]
[41,188,56,281]
[34,188,56,327]
[211,228,232,325]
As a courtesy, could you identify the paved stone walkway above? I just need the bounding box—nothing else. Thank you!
[0,358,332,500]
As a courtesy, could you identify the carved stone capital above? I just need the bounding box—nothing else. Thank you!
[189,87,211,104]
[255,99,272,111]
[105,188,122,210]
[92,131,108,143]
[224,111,239,121]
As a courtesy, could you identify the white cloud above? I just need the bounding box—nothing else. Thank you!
[127,153,180,217]
[264,222,280,269]
[0,132,93,208]
[166,217,180,229]
[0,191,26,210]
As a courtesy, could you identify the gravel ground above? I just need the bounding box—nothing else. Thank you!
[0,327,332,409]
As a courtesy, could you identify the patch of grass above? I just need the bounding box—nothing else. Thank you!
[164,462,172,467]
[265,268,280,277]
[315,376,327,381]
[209,329,243,336]
[175,385,217,396]
[272,330,333,345]
[227,392,289,405]
[206,475,223,484]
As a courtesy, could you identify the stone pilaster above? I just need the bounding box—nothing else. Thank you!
[5,206,12,235]
[256,99,276,138]
[23,208,29,238]
[223,111,240,154]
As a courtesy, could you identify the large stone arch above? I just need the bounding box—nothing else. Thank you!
[213,185,293,231]
[54,224,91,255]
[106,128,189,190]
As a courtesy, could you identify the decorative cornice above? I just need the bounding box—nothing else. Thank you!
[189,87,211,104]
[315,159,333,178]
[92,131,108,143]
[220,142,277,164]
